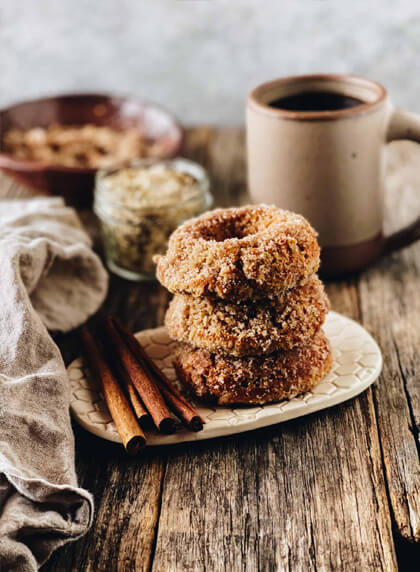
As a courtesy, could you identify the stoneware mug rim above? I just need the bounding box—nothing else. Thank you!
[248,73,388,121]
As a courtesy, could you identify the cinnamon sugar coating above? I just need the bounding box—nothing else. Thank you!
[166,275,330,356]
[155,205,320,300]
[174,330,332,405]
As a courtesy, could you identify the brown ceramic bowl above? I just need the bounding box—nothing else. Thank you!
[0,93,184,206]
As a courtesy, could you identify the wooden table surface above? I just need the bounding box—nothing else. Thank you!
[2,128,419,571]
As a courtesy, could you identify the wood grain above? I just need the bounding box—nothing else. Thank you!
[152,399,396,571]
[359,253,420,543]
[1,129,419,571]
[359,142,420,544]
[356,142,420,543]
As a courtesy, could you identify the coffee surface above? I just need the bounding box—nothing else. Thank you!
[269,91,363,112]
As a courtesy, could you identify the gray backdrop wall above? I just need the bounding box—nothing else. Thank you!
[1,0,419,125]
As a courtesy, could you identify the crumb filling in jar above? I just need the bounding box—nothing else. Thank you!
[94,159,212,280]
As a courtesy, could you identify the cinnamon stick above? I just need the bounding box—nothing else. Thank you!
[113,318,204,432]
[153,379,204,432]
[101,341,152,430]
[102,319,176,434]
[126,383,153,430]
[80,327,145,455]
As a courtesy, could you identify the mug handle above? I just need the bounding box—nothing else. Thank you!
[385,109,420,253]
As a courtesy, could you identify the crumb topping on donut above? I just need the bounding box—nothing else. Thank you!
[166,275,330,356]
[155,205,320,300]
[174,329,332,405]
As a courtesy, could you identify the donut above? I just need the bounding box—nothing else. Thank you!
[166,275,330,356]
[174,329,332,405]
[155,205,320,300]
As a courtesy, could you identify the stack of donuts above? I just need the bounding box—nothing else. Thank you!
[155,205,332,405]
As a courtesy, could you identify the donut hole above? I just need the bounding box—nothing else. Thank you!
[195,208,277,242]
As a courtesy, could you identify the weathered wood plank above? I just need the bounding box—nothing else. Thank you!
[208,127,248,206]
[358,253,420,544]
[152,388,396,571]
[181,126,214,169]
[356,141,420,543]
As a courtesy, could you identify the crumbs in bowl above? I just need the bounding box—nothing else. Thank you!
[2,123,161,169]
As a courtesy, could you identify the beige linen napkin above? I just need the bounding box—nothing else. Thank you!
[0,198,108,571]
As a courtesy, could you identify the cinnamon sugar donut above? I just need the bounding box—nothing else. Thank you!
[155,205,320,300]
[174,330,332,405]
[166,275,330,356]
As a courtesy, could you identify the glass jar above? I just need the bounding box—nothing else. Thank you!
[94,158,212,280]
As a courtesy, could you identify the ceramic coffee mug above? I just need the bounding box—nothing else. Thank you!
[247,74,420,276]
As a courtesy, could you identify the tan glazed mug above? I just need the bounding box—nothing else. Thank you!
[247,74,420,276]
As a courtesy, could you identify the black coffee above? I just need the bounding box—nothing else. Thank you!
[269,91,363,112]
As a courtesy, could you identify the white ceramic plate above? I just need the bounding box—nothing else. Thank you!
[69,311,382,446]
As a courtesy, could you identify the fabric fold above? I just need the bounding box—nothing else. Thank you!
[0,198,108,571]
